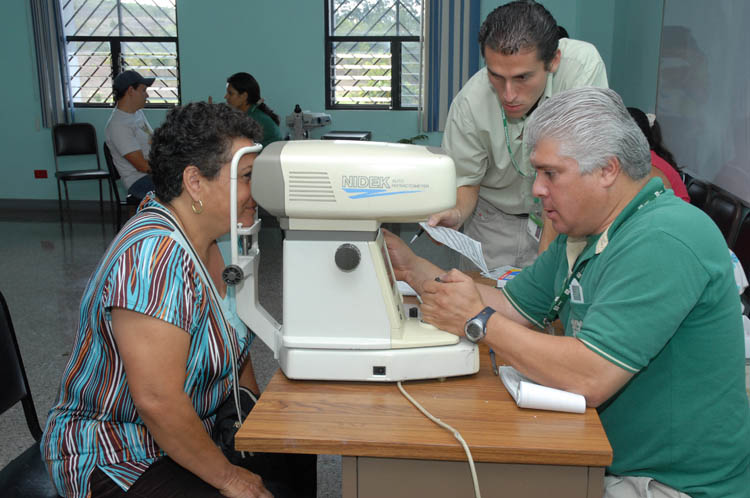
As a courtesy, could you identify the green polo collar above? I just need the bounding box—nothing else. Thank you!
[569,177,665,271]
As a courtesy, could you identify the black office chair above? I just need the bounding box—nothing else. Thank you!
[103,142,141,230]
[52,123,114,222]
[686,178,710,211]
[0,290,61,497]
[704,187,742,243]
[731,211,750,314]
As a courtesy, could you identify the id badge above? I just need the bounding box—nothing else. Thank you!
[569,278,584,304]
[527,213,543,242]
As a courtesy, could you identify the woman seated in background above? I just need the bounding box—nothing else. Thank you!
[225,72,282,148]
[628,106,690,202]
[42,102,315,498]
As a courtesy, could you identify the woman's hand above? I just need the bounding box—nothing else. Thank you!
[382,229,418,282]
[383,228,447,295]
[219,466,273,498]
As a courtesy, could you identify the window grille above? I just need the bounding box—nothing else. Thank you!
[60,0,179,107]
[325,0,422,110]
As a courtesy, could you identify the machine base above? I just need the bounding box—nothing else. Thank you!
[278,340,480,382]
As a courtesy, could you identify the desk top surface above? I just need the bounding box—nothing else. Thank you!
[235,345,612,466]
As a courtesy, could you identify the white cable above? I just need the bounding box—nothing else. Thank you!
[397,381,481,498]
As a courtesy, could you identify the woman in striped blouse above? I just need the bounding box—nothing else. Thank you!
[41,102,315,498]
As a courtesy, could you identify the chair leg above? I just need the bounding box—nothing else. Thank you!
[56,179,64,222]
[63,181,71,218]
[108,182,119,231]
[98,179,104,215]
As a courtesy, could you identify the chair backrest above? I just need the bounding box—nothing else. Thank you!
[103,142,121,181]
[732,212,750,278]
[687,178,710,210]
[704,187,742,243]
[103,142,126,205]
[52,123,99,157]
[682,171,692,186]
[52,123,103,176]
[0,290,42,441]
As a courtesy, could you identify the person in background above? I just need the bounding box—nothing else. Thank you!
[428,1,608,270]
[105,70,156,201]
[386,87,749,497]
[628,106,690,202]
[224,72,282,148]
[43,103,316,498]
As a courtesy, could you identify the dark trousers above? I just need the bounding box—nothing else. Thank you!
[89,453,316,498]
[126,174,155,201]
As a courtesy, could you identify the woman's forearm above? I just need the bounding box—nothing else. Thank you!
[136,391,235,490]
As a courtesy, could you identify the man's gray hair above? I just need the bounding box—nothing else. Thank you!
[525,87,651,179]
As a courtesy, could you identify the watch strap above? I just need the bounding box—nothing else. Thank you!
[475,306,495,324]
[465,306,495,342]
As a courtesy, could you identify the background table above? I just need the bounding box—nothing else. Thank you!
[235,344,612,497]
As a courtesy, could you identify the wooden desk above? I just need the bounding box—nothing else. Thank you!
[235,345,612,497]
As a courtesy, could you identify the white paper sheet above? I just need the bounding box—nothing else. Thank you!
[419,222,489,274]
[499,366,586,414]
[397,280,417,296]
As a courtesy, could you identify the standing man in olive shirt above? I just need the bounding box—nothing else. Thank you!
[429,1,607,269]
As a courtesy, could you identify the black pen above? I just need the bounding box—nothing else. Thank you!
[409,227,425,244]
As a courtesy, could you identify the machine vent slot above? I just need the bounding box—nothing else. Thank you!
[288,170,336,202]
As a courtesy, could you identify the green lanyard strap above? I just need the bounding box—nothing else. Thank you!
[501,106,543,222]
[501,106,534,179]
[541,186,665,329]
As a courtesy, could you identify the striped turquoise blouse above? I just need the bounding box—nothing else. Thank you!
[41,195,252,497]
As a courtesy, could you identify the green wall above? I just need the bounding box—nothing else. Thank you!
[1,1,56,202]
[483,0,663,112]
[609,0,664,112]
[0,0,662,202]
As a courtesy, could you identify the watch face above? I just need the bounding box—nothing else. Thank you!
[465,319,483,342]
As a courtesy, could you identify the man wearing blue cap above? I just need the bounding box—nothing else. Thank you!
[105,70,156,200]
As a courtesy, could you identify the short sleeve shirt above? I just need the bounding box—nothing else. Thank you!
[442,38,608,214]
[503,179,750,497]
[247,106,282,148]
[105,108,152,189]
[41,195,253,498]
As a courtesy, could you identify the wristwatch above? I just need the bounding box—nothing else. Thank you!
[464,306,495,343]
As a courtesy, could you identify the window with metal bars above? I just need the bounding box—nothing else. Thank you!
[60,0,179,107]
[325,0,422,110]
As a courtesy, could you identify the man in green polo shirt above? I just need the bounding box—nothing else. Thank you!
[386,87,749,497]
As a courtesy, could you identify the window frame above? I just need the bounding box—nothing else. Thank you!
[63,6,181,109]
[324,0,420,111]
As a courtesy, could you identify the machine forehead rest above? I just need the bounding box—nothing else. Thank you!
[252,140,457,223]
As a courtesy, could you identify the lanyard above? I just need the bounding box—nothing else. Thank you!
[541,186,665,328]
[501,107,543,224]
[500,106,533,178]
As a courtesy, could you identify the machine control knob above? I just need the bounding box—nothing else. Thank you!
[335,243,361,272]
[222,264,244,286]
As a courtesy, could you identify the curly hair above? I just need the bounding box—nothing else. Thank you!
[149,102,263,202]
[478,0,559,68]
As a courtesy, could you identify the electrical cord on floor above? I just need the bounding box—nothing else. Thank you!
[397,381,481,498]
